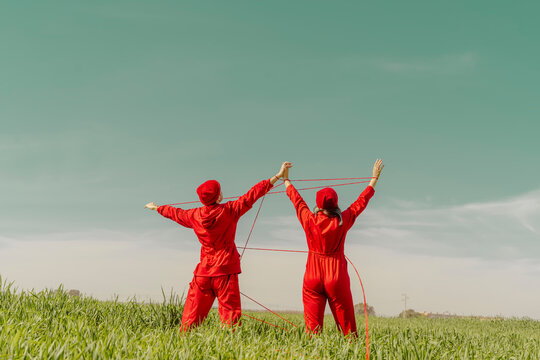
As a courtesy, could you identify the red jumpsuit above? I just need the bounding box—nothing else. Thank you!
[158,179,273,329]
[286,185,375,336]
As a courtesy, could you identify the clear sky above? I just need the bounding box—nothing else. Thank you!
[1,1,539,318]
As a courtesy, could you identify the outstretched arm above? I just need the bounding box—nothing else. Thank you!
[231,161,293,218]
[145,202,193,228]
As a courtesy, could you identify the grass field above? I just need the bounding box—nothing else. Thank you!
[1,280,539,359]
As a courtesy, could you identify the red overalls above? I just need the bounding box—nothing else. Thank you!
[158,179,273,330]
[286,185,375,336]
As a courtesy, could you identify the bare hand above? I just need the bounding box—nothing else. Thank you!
[276,161,293,178]
[372,159,384,180]
[145,202,158,211]
[282,163,292,179]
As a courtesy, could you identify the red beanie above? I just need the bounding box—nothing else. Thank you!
[316,187,338,210]
[197,180,221,206]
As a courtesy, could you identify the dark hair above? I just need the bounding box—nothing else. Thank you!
[313,206,343,226]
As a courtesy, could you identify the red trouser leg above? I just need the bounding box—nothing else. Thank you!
[213,274,242,327]
[303,272,326,334]
[180,276,215,331]
[325,271,357,336]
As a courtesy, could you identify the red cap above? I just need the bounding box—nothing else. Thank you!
[316,187,338,210]
[197,180,221,206]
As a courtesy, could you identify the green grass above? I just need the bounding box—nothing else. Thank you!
[1,278,539,359]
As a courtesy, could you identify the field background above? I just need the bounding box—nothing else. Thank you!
[1,283,539,360]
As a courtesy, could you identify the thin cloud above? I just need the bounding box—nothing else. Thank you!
[1,188,539,318]
[261,188,540,260]
[342,189,540,260]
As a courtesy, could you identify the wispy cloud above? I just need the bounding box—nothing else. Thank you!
[254,189,540,317]
[261,188,540,261]
[1,189,539,318]
[347,189,540,260]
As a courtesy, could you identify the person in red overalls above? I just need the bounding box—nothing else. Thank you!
[283,159,384,336]
[145,161,292,330]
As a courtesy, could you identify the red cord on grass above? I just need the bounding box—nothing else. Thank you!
[242,313,291,332]
[240,292,298,328]
[238,246,370,360]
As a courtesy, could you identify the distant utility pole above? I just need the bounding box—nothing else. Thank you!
[402,293,410,318]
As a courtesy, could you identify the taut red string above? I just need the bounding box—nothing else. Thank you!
[266,180,372,195]
[164,177,372,206]
[239,192,266,260]
[291,177,375,182]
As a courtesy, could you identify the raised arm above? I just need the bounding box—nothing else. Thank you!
[145,202,193,228]
[342,159,384,229]
[283,164,313,229]
[230,161,292,218]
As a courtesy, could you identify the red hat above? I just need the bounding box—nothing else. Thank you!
[316,187,338,210]
[197,180,221,206]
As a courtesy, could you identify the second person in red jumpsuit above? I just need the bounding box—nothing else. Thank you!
[145,161,292,331]
[283,159,384,336]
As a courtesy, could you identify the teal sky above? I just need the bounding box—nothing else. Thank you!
[2,2,540,317]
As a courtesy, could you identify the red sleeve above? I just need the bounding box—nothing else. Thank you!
[286,185,313,229]
[157,205,193,228]
[229,179,273,218]
[342,185,375,230]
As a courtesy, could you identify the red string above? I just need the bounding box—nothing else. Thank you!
[165,178,371,206]
[240,291,298,328]
[238,246,370,360]
[239,181,286,259]
[239,193,266,260]
[291,177,375,182]
[159,177,372,358]
[242,313,291,332]
[345,254,370,360]
[266,180,372,195]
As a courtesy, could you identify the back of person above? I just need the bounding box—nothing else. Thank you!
[145,161,292,331]
[287,185,375,256]
[157,179,274,277]
[306,212,349,254]
[283,159,384,336]
[187,201,250,276]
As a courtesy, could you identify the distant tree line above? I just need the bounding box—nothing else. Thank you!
[354,303,375,316]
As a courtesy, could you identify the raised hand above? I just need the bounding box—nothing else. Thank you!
[369,159,384,188]
[271,161,293,185]
[277,161,293,178]
[372,159,384,180]
[282,165,290,180]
